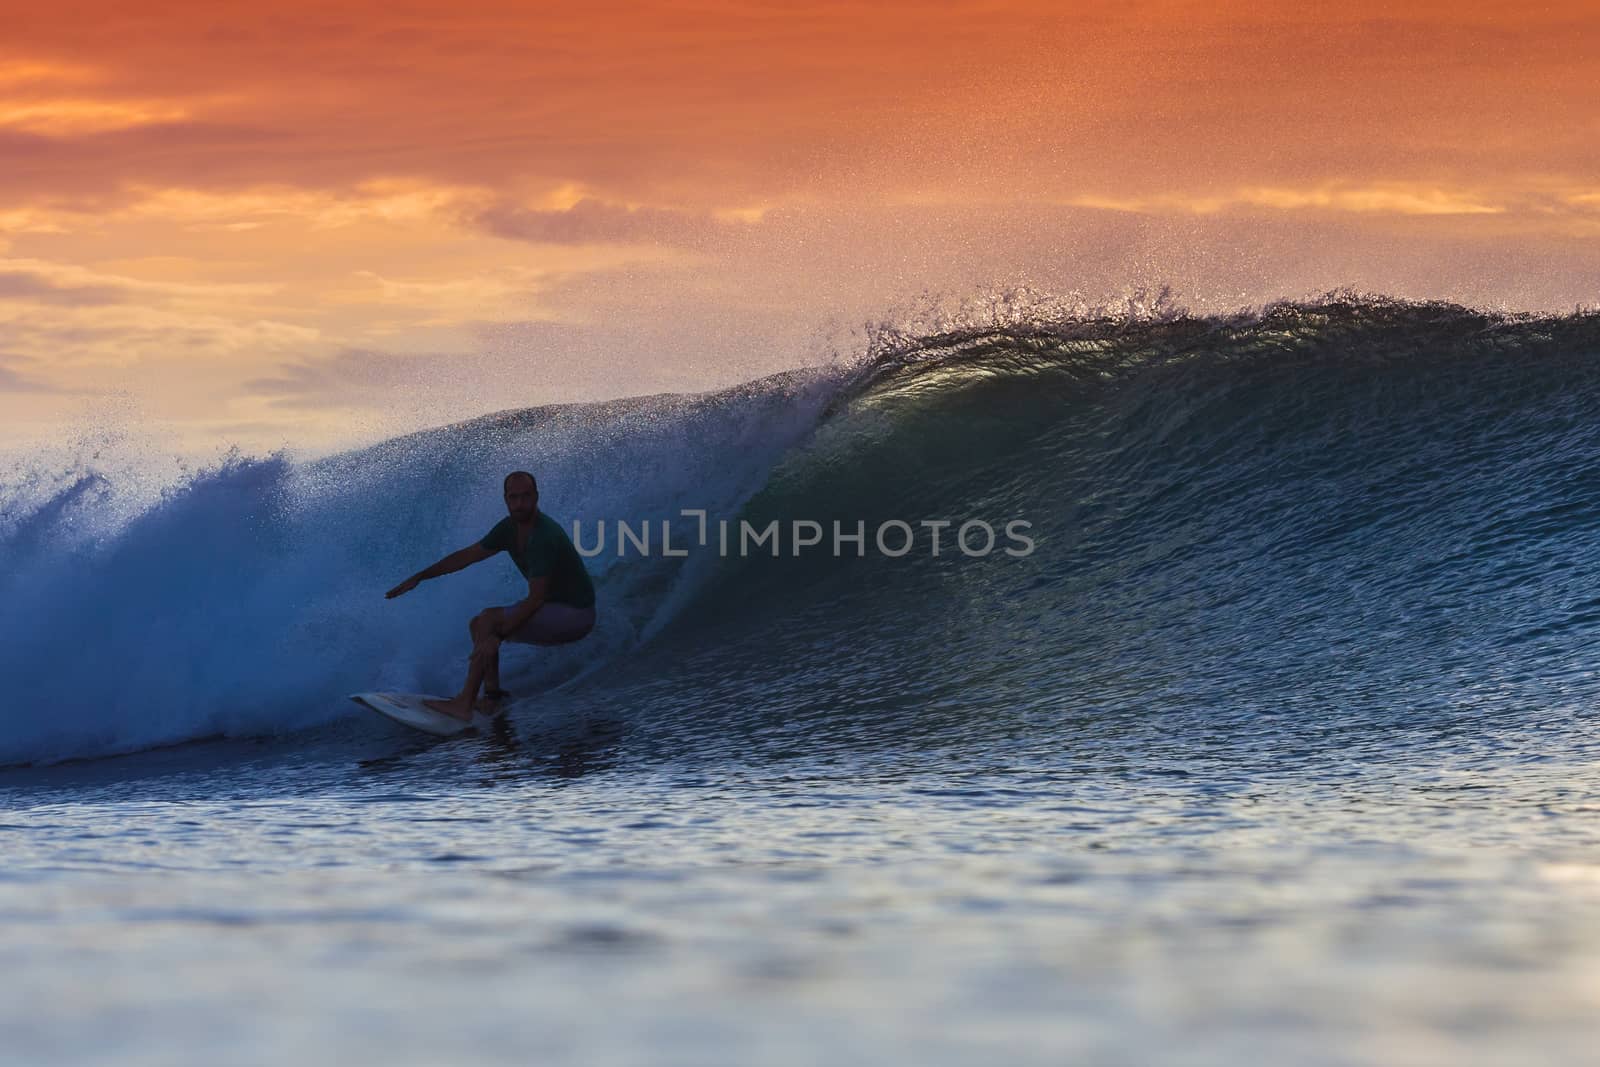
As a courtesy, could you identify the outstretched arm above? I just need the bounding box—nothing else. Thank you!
[386,543,494,599]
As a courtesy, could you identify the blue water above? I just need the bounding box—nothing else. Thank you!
[5,296,1600,1064]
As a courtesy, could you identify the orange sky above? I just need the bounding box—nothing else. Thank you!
[2,0,1598,453]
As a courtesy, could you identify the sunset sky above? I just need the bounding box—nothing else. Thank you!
[2,0,1598,453]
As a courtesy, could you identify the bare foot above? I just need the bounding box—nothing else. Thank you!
[423,697,474,722]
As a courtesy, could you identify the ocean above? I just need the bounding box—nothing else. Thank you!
[4,295,1600,1064]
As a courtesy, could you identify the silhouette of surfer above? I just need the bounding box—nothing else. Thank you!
[386,471,596,721]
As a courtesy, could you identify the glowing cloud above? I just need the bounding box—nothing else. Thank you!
[1072,184,1504,217]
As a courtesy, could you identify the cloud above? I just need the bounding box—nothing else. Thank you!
[0,306,320,372]
[0,122,297,203]
[119,179,492,230]
[0,365,51,391]
[1069,183,1505,217]
[0,269,128,306]
[242,347,438,409]
[472,197,734,248]
[0,98,194,136]
[239,321,673,416]
[0,60,98,88]
[0,355,70,393]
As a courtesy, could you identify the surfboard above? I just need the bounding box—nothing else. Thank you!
[350,691,473,736]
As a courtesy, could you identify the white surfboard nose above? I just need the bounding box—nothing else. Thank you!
[350,692,473,736]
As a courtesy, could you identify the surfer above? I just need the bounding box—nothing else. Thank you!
[385,471,597,721]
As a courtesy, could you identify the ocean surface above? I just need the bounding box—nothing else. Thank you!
[5,296,1600,1064]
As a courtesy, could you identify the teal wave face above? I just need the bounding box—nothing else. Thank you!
[610,297,1600,767]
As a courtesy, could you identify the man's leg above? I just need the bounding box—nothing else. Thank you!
[505,603,597,646]
[482,631,503,698]
[473,608,507,684]
[424,609,503,722]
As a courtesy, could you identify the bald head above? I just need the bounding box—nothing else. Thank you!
[503,470,539,522]
[504,470,537,495]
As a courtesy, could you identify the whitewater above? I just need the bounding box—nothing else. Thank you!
[5,295,1600,1065]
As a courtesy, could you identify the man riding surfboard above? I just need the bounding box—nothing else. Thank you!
[385,471,596,721]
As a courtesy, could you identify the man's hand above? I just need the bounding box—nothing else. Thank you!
[385,575,420,599]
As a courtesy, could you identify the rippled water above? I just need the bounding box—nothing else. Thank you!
[6,719,1600,1066]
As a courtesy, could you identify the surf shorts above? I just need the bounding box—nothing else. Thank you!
[498,602,596,646]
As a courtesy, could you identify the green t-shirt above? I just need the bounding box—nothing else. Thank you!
[480,512,596,609]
